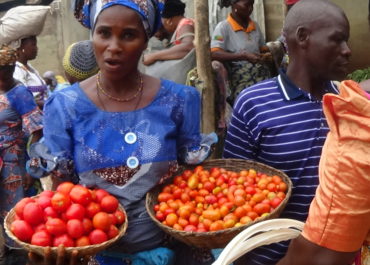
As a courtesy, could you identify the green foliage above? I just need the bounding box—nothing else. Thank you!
[347,67,370,83]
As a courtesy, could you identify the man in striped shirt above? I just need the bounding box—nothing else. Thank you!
[223,0,351,264]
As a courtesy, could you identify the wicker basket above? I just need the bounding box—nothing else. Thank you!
[4,201,128,259]
[146,159,292,249]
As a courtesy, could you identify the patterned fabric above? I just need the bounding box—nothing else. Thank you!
[0,45,17,66]
[80,0,161,37]
[43,79,216,254]
[0,84,42,247]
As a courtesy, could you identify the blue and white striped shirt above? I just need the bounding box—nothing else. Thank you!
[223,71,339,265]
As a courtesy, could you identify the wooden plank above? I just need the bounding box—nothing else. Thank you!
[194,0,215,134]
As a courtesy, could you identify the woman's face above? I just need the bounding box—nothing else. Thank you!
[92,5,148,79]
[233,0,254,21]
[20,36,38,61]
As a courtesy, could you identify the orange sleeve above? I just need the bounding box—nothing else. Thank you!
[211,47,223,52]
[302,80,370,252]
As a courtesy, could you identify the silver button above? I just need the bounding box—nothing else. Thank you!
[127,156,139,169]
[124,132,137,144]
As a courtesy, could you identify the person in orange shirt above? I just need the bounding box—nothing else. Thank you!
[277,80,370,265]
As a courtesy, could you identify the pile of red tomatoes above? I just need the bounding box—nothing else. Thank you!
[153,166,288,232]
[10,182,126,247]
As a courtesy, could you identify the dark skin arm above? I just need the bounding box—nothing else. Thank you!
[143,24,194,65]
[277,235,358,265]
[211,49,261,64]
[27,246,90,265]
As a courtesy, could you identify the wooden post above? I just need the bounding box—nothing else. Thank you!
[194,0,215,134]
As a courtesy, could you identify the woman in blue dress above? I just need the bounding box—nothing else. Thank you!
[28,1,217,264]
[0,45,43,251]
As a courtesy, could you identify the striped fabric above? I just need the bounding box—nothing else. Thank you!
[223,70,339,265]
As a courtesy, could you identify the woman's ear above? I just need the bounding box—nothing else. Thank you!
[296,26,310,49]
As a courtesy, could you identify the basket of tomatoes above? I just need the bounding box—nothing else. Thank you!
[4,182,128,259]
[146,159,292,249]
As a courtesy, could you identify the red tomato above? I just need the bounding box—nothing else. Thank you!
[94,189,109,203]
[39,190,54,198]
[108,214,117,225]
[270,197,283,208]
[67,219,84,239]
[44,206,58,221]
[182,170,192,180]
[89,229,108,245]
[45,218,67,236]
[85,202,101,219]
[92,212,111,232]
[31,231,52,246]
[23,202,44,226]
[155,211,165,222]
[75,236,90,246]
[51,192,71,212]
[53,234,74,247]
[158,192,173,203]
[253,203,271,215]
[56,182,75,195]
[10,220,34,242]
[34,223,47,233]
[114,210,125,225]
[82,218,93,234]
[184,224,197,232]
[70,186,92,206]
[15,197,35,218]
[100,195,119,213]
[107,225,119,239]
[37,196,52,209]
[65,204,85,220]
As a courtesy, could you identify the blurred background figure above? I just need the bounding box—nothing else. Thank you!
[0,44,43,265]
[62,40,99,84]
[0,5,50,109]
[42,71,70,94]
[211,0,271,106]
[143,0,194,66]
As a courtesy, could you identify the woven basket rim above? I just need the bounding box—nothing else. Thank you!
[146,158,292,248]
[4,195,128,254]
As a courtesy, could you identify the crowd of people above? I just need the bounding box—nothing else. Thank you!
[0,0,368,265]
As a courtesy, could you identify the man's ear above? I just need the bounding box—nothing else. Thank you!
[296,26,310,49]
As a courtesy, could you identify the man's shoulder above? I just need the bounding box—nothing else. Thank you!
[237,77,279,100]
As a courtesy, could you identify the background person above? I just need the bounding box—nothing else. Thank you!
[13,36,48,109]
[62,40,99,84]
[211,0,271,105]
[0,45,43,265]
[28,0,217,265]
[142,0,194,66]
[223,0,351,264]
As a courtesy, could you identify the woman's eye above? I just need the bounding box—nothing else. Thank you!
[122,32,135,40]
[97,29,111,38]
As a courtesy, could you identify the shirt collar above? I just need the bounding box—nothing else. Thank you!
[227,14,256,33]
[277,69,339,101]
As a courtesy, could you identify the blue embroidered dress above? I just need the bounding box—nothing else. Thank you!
[43,79,213,253]
[0,84,42,237]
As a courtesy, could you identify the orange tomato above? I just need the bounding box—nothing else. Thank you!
[165,213,178,227]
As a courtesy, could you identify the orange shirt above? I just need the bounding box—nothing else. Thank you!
[302,80,370,252]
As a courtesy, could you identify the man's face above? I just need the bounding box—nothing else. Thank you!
[306,13,351,80]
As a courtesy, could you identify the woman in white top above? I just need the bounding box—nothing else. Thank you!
[13,36,47,109]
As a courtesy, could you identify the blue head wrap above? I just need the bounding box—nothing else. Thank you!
[81,0,162,38]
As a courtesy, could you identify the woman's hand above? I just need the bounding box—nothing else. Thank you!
[23,174,35,190]
[242,52,261,64]
[27,246,90,265]
[142,54,157,66]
